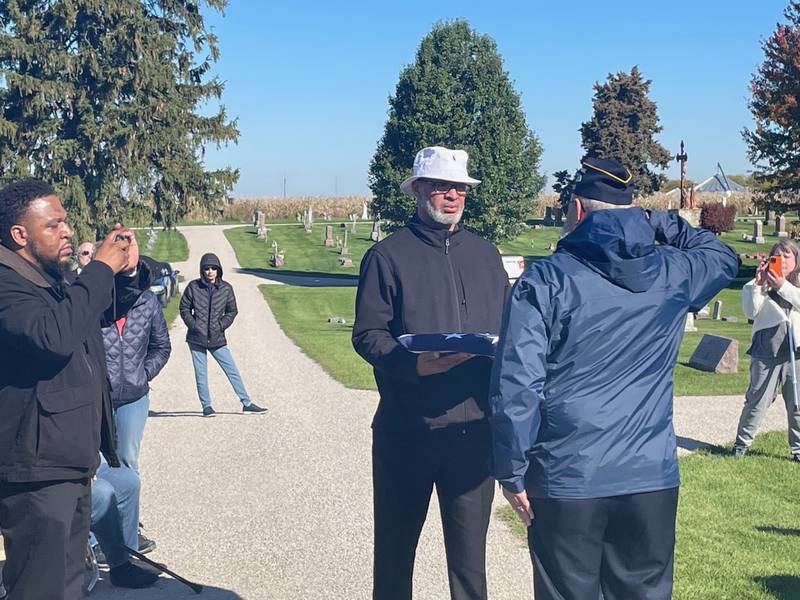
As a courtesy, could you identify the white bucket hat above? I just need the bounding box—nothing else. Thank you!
[400,146,481,197]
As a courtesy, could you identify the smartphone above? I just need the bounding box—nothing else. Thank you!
[769,255,782,277]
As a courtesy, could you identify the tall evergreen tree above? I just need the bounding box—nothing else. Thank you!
[0,0,238,239]
[580,67,671,196]
[369,20,544,244]
[743,1,800,209]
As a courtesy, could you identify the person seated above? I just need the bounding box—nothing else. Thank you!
[91,461,158,589]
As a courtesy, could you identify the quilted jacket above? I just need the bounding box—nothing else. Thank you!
[102,290,171,408]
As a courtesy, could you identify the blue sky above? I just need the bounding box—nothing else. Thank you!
[201,1,788,196]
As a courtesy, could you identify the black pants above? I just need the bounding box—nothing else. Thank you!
[0,479,91,600]
[372,427,494,600]
[528,487,679,600]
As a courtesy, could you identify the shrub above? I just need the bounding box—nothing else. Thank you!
[700,202,737,234]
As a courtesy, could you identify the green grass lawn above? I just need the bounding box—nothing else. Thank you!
[163,292,181,328]
[225,224,372,279]
[135,229,189,263]
[258,285,375,389]
[497,431,800,599]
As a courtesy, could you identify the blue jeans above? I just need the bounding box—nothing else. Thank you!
[189,344,251,408]
[91,460,140,567]
[114,393,149,472]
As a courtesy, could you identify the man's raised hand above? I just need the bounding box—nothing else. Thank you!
[93,228,131,274]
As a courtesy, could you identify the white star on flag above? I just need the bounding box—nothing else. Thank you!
[444,333,465,340]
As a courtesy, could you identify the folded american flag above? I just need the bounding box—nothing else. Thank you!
[396,333,499,357]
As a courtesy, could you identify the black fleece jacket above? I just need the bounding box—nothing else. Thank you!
[0,246,149,482]
[352,216,509,435]
[180,252,238,349]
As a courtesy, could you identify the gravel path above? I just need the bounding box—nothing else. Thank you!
[14,224,791,599]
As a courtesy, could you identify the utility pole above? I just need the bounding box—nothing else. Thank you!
[676,141,689,209]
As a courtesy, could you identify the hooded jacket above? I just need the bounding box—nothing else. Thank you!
[489,209,739,498]
[0,246,150,482]
[352,216,509,434]
[102,290,171,408]
[179,253,238,349]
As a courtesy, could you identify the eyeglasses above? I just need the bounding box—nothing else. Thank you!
[203,266,218,271]
[420,179,470,195]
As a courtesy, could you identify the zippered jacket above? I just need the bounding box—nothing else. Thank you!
[180,253,237,349]
[0,247,150,482]
[102,290,171,408]
[352,215,509,435]
[489,209,739,498]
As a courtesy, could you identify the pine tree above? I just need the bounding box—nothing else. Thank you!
[580,67,671,196]
[369,20,544,244]
[743,1,800,209]
[0,0,238,239]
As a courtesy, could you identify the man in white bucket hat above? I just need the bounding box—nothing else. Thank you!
[353,146,509,600]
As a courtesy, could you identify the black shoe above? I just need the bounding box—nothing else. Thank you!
[109,561,159,589]
[138,532,156,554]
[732,445,747,457]
[203,406,216,417]
[243,402,268,413]
[792,453,800,463]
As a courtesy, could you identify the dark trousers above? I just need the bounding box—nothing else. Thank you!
[372,427,494,600]
[0,479,91,600]
[528,487,679,600]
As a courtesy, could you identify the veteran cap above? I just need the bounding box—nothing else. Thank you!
[574,157,634,205]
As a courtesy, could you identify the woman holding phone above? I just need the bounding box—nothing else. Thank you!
[734,239,800,460]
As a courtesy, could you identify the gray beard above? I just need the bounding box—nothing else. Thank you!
[424,199,463,226]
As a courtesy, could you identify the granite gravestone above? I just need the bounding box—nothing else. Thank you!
[688,334,739,373]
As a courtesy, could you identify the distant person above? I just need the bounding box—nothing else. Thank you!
[489,157,738,599]
[75,240,95,272]
[0,178,149,600]
[91,461,159,589]
[180,253,267,416]
[734,240,800,461]
[353,146,509,600]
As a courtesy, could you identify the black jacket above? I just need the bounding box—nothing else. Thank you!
[180,253,238,349]
[0,246,149,482]
[352,216,509,435]
[102,290,171,409]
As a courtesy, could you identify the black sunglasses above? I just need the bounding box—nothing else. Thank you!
[203,266,218,271]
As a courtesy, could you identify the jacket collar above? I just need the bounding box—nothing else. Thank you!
[0,244,54,288]
[407,214,464,249]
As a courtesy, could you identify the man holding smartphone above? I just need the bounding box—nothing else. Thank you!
[0,179,150,600]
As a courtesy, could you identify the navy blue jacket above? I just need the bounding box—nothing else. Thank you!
[489,209,738,498]
[102,290,171,408]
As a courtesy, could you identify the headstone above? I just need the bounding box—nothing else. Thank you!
[257,226,266,240]
[766,210,775,225]
[339,257,353,268]
[253,210,258,227]
[688,334,739,374]
[722,316,738,323]
[544,206,554,226]
[257,211,266,230]
[684,312,698,332]
[350,213,358,233]
[554,207,564,226]
[341,230,349,256]
[324,225,334,247]
[753,220,765,244]
[775,215,788,238]
[361,201,370,221]
[668,208,701,227]
[697,305,711,319]
[370,218,381,242]
[712,300,722,320]
[547,242,555,251]
[328,316,346,324]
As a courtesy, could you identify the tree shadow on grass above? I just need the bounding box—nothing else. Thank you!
[237,267,358,287]
[754,575,800,600]
[755,525,800,537]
